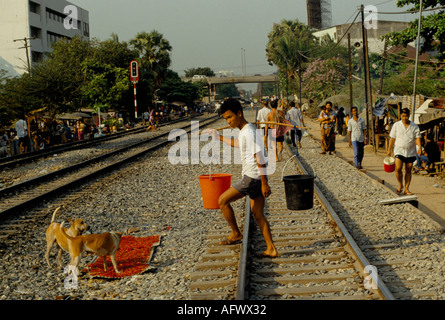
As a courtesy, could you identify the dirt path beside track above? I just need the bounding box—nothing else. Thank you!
[303,117,445,228]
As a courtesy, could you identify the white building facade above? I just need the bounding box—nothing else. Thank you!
[313,21,409,55]
[0,0,89,76]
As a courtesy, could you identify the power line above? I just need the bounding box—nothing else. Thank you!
[378,6,445,14]
[299,10,361,61]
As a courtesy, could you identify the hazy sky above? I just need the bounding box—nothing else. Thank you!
[72,0,413,77]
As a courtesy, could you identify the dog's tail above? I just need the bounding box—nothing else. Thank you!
[50,207,61,223]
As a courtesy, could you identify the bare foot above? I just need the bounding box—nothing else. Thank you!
[219,234,243,245]
[261,248,278,258]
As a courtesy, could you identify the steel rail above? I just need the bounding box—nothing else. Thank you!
[235,196,251,300]
[0,115,204,170]
[0,116,222,222]
[0,116,219,198]
[283,143,396,300]
[234,143,396,300]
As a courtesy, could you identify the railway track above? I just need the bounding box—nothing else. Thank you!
[2,107,443,301]
[190,143,394,300]
[0,115,201,172]
[0,116,220,224]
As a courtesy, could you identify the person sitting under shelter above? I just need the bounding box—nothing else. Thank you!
[415,133,441,173]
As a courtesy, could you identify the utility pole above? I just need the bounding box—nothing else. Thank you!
[13,37,35,75]
[360,4,375,151]
[298,55,302,107]
[241,48,246,76]
[348,33,353,113]
[379,39,388,94]
[411,0,424,122]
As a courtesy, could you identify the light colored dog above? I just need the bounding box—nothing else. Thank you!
[45,207,90,268]
[60,222,123,274]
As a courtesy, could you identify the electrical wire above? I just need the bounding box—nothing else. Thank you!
[298,10,361,61]
[377,6,445,14]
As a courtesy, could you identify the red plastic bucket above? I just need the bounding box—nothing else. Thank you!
[198,174,232,209]
[383,157,395,173]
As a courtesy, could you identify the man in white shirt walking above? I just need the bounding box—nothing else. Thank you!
[15,116,28,154]
[256,100,271,133]
[387,108,421,195]
[347,106,367,169]
[286,101,305,150]
[205,99,277,258]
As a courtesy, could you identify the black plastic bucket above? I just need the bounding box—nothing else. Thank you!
[282,175,315,210]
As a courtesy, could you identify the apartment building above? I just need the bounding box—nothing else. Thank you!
[0,0,89,76]
[312,20,409,55]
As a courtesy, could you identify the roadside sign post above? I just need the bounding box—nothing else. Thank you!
[130,60,139,120]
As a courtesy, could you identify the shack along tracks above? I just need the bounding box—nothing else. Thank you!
[190,145,394,300]
[0,116,220,225]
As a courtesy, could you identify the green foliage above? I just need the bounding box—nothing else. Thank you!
[266,19,316,97]
[81,59,131,109]
[215,84,239,98]
[130,31,172,90]
[184,67,215,77]
[383,0,445,60]
[0,31,179,125]
[158,70,198,105]
[0,75,36,127]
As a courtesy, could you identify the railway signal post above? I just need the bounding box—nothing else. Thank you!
[130,60,139,120]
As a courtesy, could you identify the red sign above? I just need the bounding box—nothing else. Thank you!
[130,60,139,82]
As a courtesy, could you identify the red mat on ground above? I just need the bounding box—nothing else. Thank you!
[84,235,160,279]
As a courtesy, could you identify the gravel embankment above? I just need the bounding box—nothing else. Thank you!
[0,115,242,300]
[1,109,445,300]
[295,131,445,299]
[0,115,211,189]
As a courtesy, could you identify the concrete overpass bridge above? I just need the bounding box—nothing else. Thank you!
[182,74,278,85]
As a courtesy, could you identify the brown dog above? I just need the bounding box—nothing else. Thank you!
[60,222,123,274]
[45,207,90,268]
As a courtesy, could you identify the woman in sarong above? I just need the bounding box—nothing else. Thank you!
[318,102,336,154]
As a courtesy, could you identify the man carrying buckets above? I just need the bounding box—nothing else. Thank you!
[387,108,422,196]
[204,99,278,259]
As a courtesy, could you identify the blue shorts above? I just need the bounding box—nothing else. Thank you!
[232,175,263,199]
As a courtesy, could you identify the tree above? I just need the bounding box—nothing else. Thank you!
[302,56,347,102]
[81,35,136,112]
[130,31,172,90]
[26,58,83,118]
[0,74,36,127]
[383,0,445,60]
[266,19,316,99]
[158,70,198,105]
[216,84,239,98]
[184,67,215,78]
[82,60,130,111]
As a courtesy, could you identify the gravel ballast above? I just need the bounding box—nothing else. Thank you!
[1,110,445,300]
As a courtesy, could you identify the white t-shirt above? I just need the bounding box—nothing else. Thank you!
[348,117,366,142]
[286,107,303,129]
[238,123,266,180]
[15,119,27,138]
[256,107,271,128]
[389,120,421,157]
